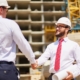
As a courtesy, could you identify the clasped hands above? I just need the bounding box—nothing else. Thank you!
[31,60,38,69]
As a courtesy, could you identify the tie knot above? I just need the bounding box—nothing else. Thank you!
[59,38,64,43]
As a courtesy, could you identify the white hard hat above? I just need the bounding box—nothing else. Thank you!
[0,0,10,8]
[56,17,71,29]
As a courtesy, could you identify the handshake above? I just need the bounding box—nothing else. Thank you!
[31,60,39,69]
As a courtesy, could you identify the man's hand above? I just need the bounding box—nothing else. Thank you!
[63,71,73,80]
[31,60,38,69]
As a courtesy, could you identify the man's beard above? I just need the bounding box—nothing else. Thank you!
[56,31,65,37]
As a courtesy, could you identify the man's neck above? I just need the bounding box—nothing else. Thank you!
[59,35,67,39]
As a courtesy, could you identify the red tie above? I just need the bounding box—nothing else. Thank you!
[54,39,64,71]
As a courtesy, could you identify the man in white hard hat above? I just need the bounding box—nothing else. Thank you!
[0,0,36,80]
[32,17,80,80]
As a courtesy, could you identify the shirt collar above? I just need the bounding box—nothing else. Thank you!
[58,37,69,42]
[63,37,69,42]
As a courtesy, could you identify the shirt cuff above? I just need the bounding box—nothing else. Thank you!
[29,57,36,64]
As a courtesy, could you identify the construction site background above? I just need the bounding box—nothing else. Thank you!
[7,0,80,80]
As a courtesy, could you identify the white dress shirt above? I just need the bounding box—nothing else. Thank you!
[38,37,80,78]
[0,16,35,64]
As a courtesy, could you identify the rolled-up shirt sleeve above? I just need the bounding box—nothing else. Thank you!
[11,21,35,64]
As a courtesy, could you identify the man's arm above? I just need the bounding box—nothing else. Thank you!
[31,45,51,69]
[12,21,36,64]
[64,43,80,79]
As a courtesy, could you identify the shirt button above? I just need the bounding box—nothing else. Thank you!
[4,71,7,73]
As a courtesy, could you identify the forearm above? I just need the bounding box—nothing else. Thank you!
[18,38,36,64]
[12,25,35,63]
[37,55,49,66]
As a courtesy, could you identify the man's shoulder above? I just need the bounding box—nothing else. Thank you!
[4,18,15,23]
[68,39,79,46]
[48,41,58,47]
[3,18,16,24]
[2,18,19,29]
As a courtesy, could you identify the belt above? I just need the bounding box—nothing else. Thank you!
[0,61,13,64]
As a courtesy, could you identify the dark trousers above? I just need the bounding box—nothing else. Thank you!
[48,73,76,80]
[0,61,19,80]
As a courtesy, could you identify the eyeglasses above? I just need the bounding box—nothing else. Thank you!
[55,25,68,29]
[0,6,6,9]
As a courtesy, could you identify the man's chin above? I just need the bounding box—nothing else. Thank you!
[55,34,60,37]
[55,33,59,36]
